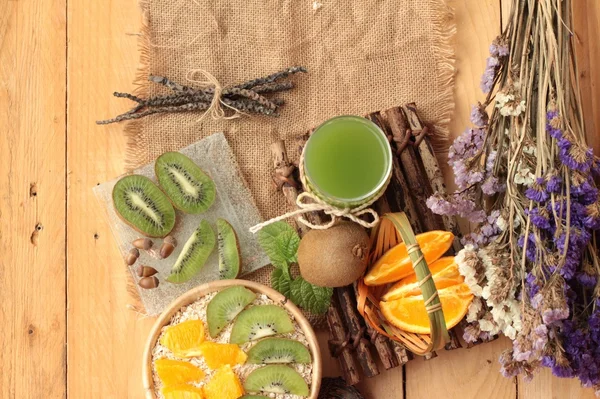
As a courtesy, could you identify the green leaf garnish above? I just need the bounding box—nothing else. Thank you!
[271,268,292,298]
[290,277,333,315]
[257,222,299,268]
[258,221,333,315]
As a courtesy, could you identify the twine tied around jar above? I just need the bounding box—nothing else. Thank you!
[249,147,391,234]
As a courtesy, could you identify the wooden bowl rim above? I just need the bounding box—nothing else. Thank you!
[142,279,322,399]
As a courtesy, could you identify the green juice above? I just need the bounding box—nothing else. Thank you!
[304,115,392,207]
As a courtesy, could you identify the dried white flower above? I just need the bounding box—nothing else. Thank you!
[495,92,527,116]
[514,163,535,186]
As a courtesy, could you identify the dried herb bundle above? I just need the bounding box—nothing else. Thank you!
[427,0,600,392]
[96,66,306,124]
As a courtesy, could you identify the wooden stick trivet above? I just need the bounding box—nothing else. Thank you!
[401,103,462,253]
[336,286,379,378]
[327,297,361,385]
[366,112,424,233]
[381,107,446,232]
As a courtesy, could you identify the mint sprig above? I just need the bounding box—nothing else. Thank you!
[258,221,333,315]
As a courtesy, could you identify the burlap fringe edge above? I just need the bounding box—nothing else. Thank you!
[122,0,154,313]
[429,0,457,163]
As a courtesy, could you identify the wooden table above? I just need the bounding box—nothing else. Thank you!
[2,0,599,398]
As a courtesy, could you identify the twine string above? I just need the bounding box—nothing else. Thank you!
[185,68,243,122]
[249,144,391,233]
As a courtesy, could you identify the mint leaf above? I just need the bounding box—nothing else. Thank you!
[271,268,292,298]
[290,278,333,315]
[257,222,300,268]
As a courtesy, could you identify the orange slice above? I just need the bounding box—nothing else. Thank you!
[382,257,462,300]
[198,341,247,369]
[162,385,205,399]
[155,358,205,387]
[364,231,454,286]
[380,283,473,334]
[203,365,245,399]
[160,320,206,357]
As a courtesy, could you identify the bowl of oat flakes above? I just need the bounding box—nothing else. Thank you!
[143,279,322,399]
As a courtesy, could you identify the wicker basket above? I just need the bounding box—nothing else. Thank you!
[357,212,451,355]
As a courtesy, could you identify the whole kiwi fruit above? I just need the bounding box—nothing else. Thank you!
[297,221,369,287]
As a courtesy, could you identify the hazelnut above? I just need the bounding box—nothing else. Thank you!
[125,248,140,266]
[138,276,159,289]
[132,238,153,250]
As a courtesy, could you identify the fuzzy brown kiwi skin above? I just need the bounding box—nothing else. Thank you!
[111,184,175,238]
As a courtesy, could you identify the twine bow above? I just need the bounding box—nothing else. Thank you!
[249,145,390,234]
[185,68,243,122]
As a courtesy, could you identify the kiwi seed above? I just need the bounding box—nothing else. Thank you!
[229,305,294,344]
[155,152,216,214]
[166,220,215,284]
[217,219,241,280]
[207,286,256,338]
[247,338,311,364]
[112,175,176,238]
[243,365,309,396]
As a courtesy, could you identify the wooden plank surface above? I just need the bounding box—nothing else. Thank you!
[66,0,155,397]
[0,0,67,398]
[1,0,599,398]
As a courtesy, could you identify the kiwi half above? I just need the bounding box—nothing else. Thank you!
[217,219,241,279]
[112,175,176,237]
[207,286,256,338]
[229,305,294,344]
[167,220,215,283]
[247,338,311,364]
[244,365,309,396]
[155,152,216,214]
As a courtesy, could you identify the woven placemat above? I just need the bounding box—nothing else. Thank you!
[125,0,456,328]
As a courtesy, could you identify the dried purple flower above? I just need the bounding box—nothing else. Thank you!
[525,177,550,202]
[470,102,489,127]
[481,56,500,94]
[526,207,552,230]
[545,170,562,193]
[518,234,537,262]
[558,136,594,172]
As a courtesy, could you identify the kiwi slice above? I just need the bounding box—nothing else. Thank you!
[112,175,176,237]
[207,286,256,338]
[244,365,309,396]
[155,152,216,214]
[247,338,311,364]
[230,305,294,344]
[217,219,241,279]
[166,220,215,283]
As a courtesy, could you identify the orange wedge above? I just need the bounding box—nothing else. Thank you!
[380,283,473,334]
[155,358,205,387]
[198,342,247,369]
[160,320,206,357]
[162,385,205,399]
[203,365,245,399]
[364,231,454,286]
[382,257,461,300]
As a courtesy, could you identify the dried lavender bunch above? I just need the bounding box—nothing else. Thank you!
[428,0,600,392]
[96,66,307,124]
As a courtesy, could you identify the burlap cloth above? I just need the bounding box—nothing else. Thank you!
[126,0,456,327]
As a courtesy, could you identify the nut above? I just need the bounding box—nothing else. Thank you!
[138,276,159,289]
[159,236,177,259]
[136,265,158,278]
[125,248,140,266]
[132,238,153,250]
